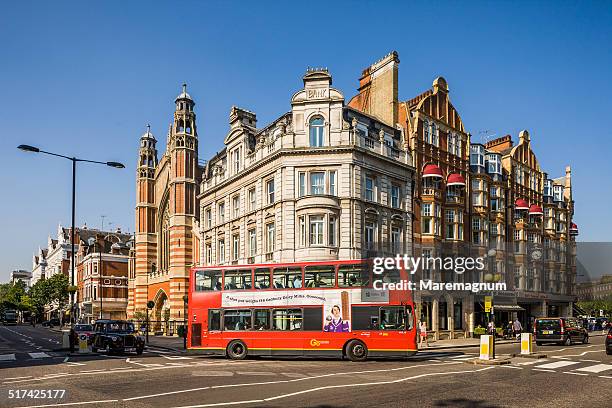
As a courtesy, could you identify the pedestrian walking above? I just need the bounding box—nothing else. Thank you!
[419,320,429,348]
[512,318,523,339]
[487,320,495,337]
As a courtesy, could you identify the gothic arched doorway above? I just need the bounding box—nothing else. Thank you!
[152,289,169,334]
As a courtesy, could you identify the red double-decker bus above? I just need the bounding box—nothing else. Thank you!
[187,259,416,361]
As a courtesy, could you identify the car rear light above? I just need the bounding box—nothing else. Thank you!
[607,334,612,339]
[560,320,565,334]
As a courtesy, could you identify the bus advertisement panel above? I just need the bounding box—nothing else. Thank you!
[187,260,416,361]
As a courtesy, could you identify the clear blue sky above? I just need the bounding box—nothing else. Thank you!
[1,1,611,281]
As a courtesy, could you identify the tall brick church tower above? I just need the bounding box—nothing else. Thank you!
[128,85,201,328]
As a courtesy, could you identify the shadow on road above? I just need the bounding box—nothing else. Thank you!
[434,398,501,408]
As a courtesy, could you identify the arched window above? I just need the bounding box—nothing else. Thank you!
[423,120,430,143]
[309,116,325,147]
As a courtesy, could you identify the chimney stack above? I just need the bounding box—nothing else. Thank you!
[352,51,399,127]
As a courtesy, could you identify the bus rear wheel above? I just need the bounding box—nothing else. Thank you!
[227,340,248,360]
[346,340,368,362]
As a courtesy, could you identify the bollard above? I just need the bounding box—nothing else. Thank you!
[62,329,71,350]
[520,332,533,355]
[78,334,91,353]
[479,335,494,360]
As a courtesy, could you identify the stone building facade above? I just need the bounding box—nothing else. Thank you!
[198,66,414,269]
[127,86,203,330]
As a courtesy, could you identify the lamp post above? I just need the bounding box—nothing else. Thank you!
[99,250,104,320]
[183,294,189,350]
[146,300,155,345]
[18,145,124,326]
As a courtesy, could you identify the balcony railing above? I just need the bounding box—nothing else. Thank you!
[422,188,441,198]
[445,195,464,205]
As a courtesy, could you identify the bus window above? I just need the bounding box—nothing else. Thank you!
[253,309,270,330]
[272,309,303,330]
[303,307,323,330]
[351,306,380,330]
[379,306,406,330]
[195,270,222,291]
[254,268,271,289]
[304,265,335,288]
[273,267,302,289]
[224,269,252,290]
[223,310,252,331]
[338,264,369,287]
[209,310,221,331]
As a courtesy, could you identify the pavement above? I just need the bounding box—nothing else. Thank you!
[1,324,610,407]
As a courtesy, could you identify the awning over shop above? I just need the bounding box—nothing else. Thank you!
[494,305,525,311]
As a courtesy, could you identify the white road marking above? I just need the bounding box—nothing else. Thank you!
[516,359,547,365]
[192,371,235,377]
[281,372,309,378]
[0,353,16,361]
[158,354,193,360]
[549,345,596,353]
[598,375,612,379]
[556,350,604,357]
[66,361,86,366]
[563,371,588,376]
[124,361,463,401]
[579,359,602,362]
[575,364,612,373]
[533,369,555,372]
[534,361,580,369]
[235,371,277,376]
[28,352,52,359]
[81,369,106,373]
[4,376,32,380]
[169,366,497,408]
[501,365,523,369]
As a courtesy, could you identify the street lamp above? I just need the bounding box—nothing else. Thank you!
[17,144,125,326]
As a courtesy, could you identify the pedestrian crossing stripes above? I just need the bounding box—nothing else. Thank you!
[0,352,55,362]
[28,352,52,359]
[575,364,612,373]
[532,361,580,369]
[0,353,16,361]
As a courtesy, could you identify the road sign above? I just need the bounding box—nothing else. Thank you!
[484,296,492,313]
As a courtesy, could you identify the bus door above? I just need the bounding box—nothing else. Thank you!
[203,309,223,350]
[377,305,413,353]
[250,308,272,356]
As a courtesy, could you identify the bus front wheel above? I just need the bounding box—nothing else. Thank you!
[226,340,248,360]
[346,340,368,362]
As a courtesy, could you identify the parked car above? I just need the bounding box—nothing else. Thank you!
[91,320,144,355]
[534,317,588,346]
[606,326,612,355]
[69,323,94,351]
[42,318,61,327]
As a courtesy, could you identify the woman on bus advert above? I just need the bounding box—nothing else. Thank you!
[323,305,350,332]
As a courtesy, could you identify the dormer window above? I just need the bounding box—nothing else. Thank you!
[232,147,241,174]
[309,116,325,147]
